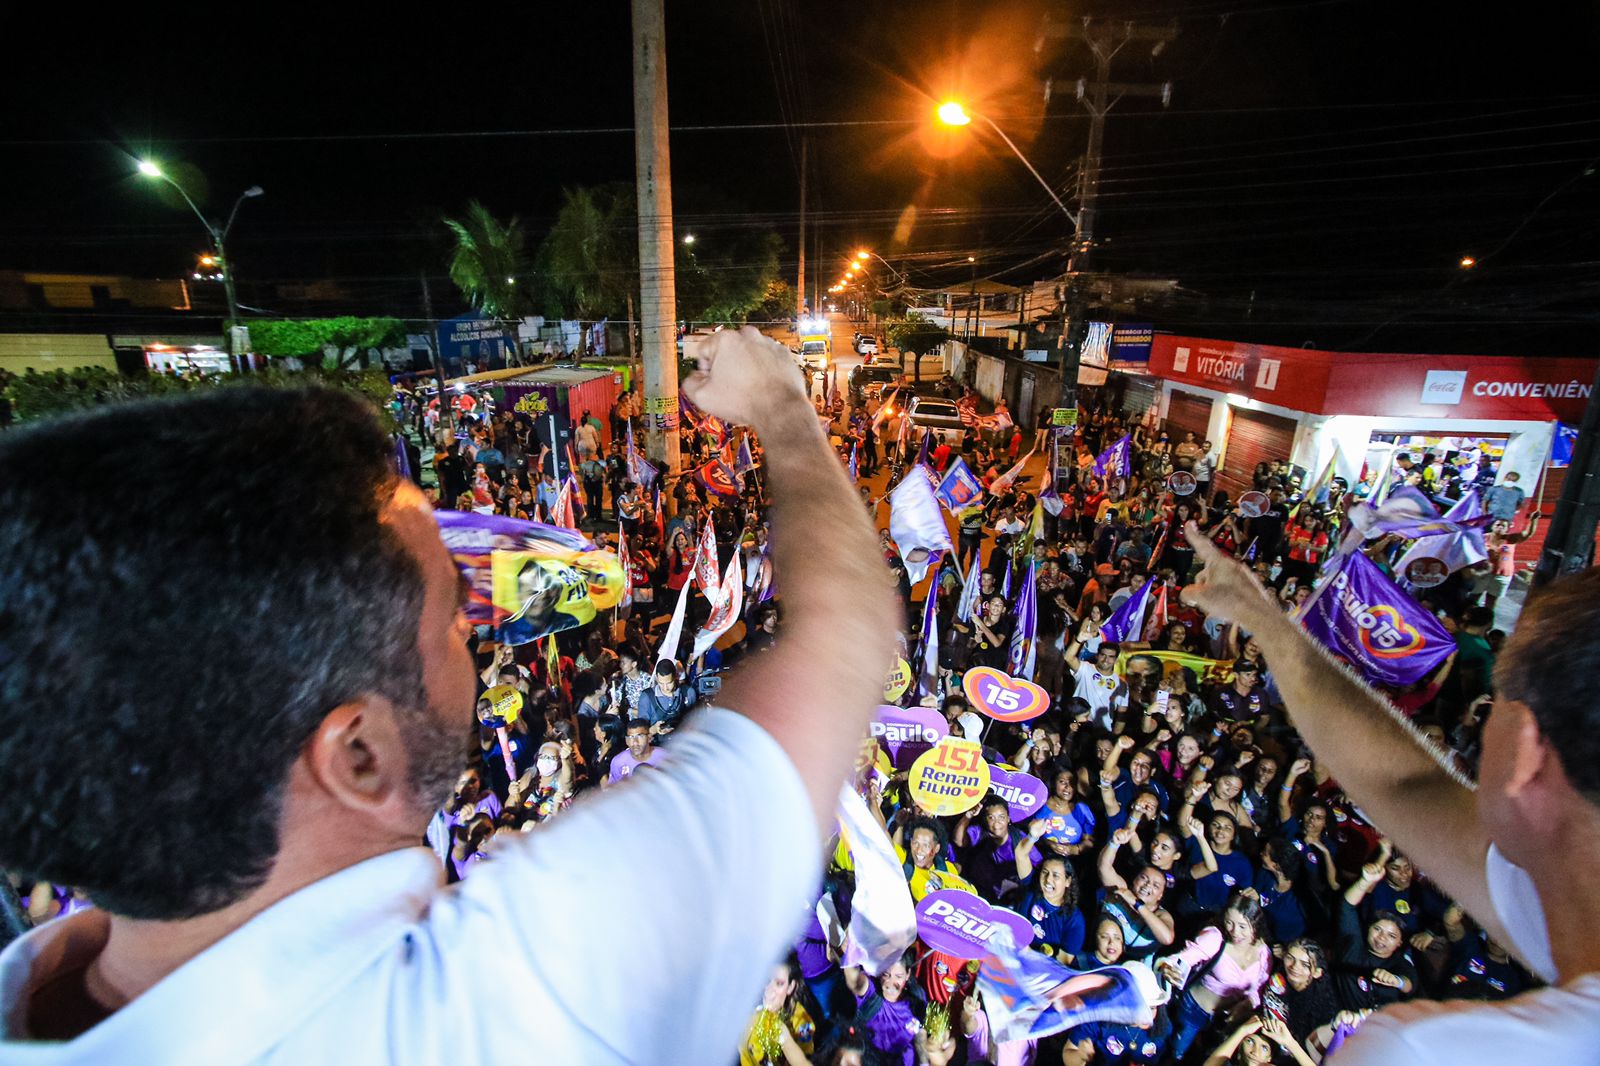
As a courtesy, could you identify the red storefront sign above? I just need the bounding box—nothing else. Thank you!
[1150,334,1596,423]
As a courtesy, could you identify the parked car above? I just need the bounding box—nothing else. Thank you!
[849,363,900,402]
[907,396,966,447]
[856,335,879,356]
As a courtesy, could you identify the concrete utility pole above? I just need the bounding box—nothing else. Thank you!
[796,136,808,319]
[631,0,681,472]
[1042,16,1176,403]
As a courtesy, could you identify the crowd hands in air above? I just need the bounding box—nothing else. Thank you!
[17,329,1542,1066]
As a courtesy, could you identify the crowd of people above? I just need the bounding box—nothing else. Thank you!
[375,367,1547,1065]
[6,346,1555,1064]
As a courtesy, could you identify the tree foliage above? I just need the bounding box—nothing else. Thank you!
[750,280,799,324]
[3,365,395,428]
[534,185,638,326]
[443,200,531,321]
[677,230,784,323]
[250,317,408,369]
[886,312,952,384]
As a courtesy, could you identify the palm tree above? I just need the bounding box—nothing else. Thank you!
[443,201,530,323]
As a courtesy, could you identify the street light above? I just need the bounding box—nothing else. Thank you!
[683,233,696,245]
[935,101,1077,225]
[137,159,264,364]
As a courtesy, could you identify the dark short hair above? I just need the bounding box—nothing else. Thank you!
[625,718,652,734]
[1498,569,1600,800]
[0,387,427,919]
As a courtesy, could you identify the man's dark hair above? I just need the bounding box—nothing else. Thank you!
[0,387,428,920]
[625,718,652,735]
[1498,569,1600,800]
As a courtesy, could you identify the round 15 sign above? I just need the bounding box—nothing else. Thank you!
[962,666,1050,723]
[909,738,991,817]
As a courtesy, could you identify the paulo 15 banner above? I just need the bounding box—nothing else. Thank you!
[1299,550,1453,687]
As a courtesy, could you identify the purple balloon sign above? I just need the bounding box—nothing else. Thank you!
[872,704,949,769]
[987,764,1049,822]
[915,889,1034,960]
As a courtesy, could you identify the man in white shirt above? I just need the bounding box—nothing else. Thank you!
[0,326,898,1063]
[1183,527,1600,1062]
[1065,642,1130,730]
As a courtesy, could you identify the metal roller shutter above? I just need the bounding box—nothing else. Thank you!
[1218,408,1297,500]
[1165,390,1212,450]
[1119,377,1158,420]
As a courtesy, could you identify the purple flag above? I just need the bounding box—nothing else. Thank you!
[625,422,658,489]
[976,926,1162,1044]
[1099,576,1156,644]
[1008,559,1038,680]
[849,443,859,482]
[393,434,412,480]
[957,548,984,623]
[733,433,756,476]
[1092,434,1133,480]
[936,457,984,512]
[1298,550,1455,687]
[1397,491,1489,581]
[916,427,932,468]
[917,562,943,697]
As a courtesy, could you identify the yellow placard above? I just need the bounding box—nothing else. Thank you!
[484,684,524,724]
[908,738,991,817]
[883,657,913,702]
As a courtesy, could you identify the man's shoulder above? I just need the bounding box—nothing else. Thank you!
[1338,976,1600,1062]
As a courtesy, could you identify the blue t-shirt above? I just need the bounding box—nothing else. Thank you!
[1017,892,1086,962]
[1252,867,1307,943]
[1068,1018,1171,1065]
[1186,839,1255,912]
[1032,802,1097,847]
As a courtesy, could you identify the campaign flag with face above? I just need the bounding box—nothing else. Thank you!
[976,925,1162,1043]
[837,784,918,976]
[1007,560,1039,681]
[1039,463,1063,517]
[696,457,739,498]
[890,464,954,585]
[1092,435,1134,480]
[691,552,745,661]
[987,450,1036,497]
[694,518,724,606]
[1299,550,1455,687]
[625,422,658,489]
[1396,490,1490,580]
[936,457,984,513]
[917,561,945,697]
[1099,576,1157,644]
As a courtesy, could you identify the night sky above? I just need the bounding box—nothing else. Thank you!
[4,0,1599,353]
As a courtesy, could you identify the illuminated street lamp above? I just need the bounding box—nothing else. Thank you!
[137,158,263,361]
[935,101,1077,224]
[1459,256,1476,269]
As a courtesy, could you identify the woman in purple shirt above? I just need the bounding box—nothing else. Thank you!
[841,949,924,1066]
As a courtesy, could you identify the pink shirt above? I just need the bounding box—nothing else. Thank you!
[1169,927,1271,1007]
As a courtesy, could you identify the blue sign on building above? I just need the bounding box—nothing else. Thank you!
[1110,323,1154,363]
[436,314,516,375]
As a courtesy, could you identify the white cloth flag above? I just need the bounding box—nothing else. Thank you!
[836,784,917,976]
[654,573,695,669]
[889,464,954,585]
[691,553,745,661]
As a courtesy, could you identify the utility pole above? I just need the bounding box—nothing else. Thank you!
[796,136,808,319]
[1042,16,1175,409]
[419,269,452,446]
[1532,360,1600,587]
[631,0,681,473]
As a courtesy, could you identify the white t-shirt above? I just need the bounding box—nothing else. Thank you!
[1072,661,1126,727]
[0,709,818,1065]
[1332,844,1600,1063]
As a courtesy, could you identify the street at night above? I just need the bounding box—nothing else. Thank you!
[1,2,1598,1064]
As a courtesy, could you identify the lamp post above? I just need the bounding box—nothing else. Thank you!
[138,160,263,366]
[935,103,1077,227]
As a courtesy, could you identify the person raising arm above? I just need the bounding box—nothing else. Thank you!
[1180,522,1600,1062]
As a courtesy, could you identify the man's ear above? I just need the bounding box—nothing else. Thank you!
[1501,702,1549,801]
[300,697,410,814]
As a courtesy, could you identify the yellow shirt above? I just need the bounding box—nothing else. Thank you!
[893,844,974,901]
[739,1004,816,1065]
